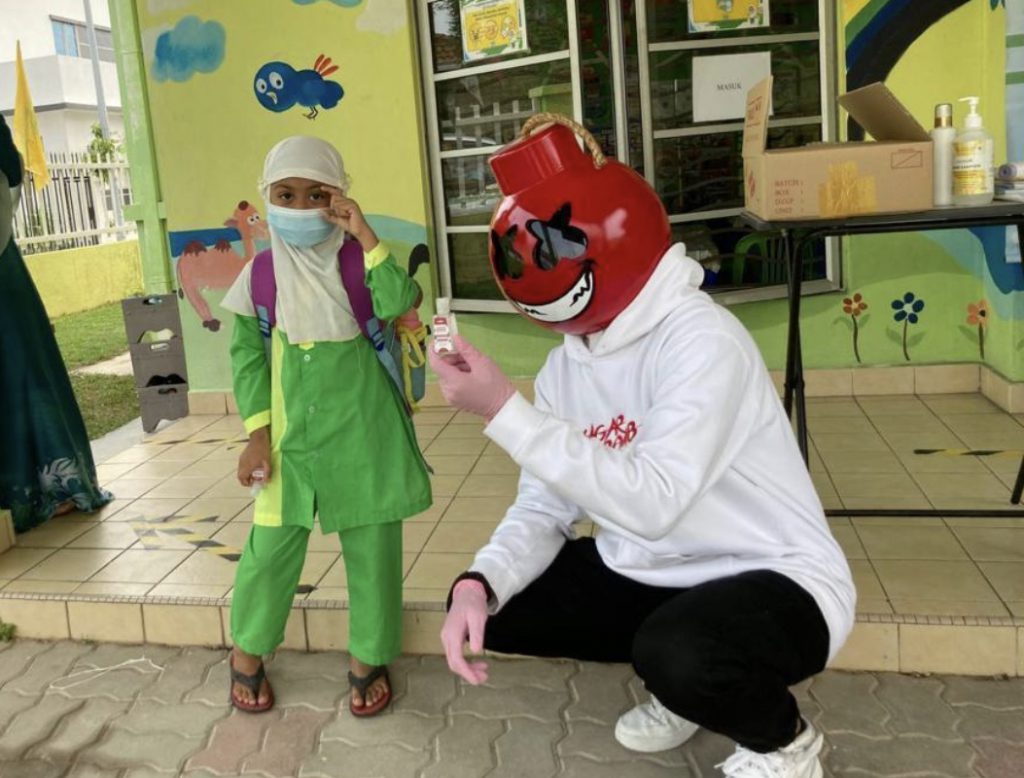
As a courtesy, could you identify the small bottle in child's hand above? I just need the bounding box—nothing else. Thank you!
[433,297,458,356]
[250,468,266,498]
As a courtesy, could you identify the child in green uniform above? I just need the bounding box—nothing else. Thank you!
[220,136,432,715]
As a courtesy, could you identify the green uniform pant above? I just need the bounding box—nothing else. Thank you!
[231,521,402,665]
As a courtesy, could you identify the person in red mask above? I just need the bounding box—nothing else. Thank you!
[429,116,855,778]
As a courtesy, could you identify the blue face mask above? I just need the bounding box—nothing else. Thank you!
[267,204,336,247]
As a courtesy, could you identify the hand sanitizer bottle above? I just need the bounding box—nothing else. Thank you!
[250,469,266,499]
[931,103,955,207]
[952,97,994,207]
[432,298,458,356]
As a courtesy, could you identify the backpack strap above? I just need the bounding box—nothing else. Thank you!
[338,239,410,413]
[337,239,374,340]
[249,249,276,362]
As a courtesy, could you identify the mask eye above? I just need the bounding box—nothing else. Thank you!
[256,78,268,94]
[269,72,284,90]
[491,225,524,280]
[526,203,588,271]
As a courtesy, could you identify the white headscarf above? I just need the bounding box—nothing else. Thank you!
[221,135,361,343]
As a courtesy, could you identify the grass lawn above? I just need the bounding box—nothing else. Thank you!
[69,374,140,440]
[51,303,139,439]
[52,302,129,371]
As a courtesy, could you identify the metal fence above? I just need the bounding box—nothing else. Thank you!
[12,152,136,255]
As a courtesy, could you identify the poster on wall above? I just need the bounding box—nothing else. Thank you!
[692,52,772,122]
[688,0,770,34]
[460,0,529,62]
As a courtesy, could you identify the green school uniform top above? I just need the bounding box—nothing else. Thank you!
[230,242,432,531]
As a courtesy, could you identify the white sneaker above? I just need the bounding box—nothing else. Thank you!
[614,696,700,753]
[717,721,824,778]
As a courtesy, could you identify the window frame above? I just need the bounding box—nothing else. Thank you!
[417,0,842,312]
[636,0,841,303]
[52,18,80,57]
[418,0,587,313]
[50,15,116,62]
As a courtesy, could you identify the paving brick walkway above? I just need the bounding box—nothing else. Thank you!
[0,640,1021,777]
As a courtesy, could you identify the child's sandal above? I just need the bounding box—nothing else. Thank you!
[229,654,274,713]
[348,666,391,717]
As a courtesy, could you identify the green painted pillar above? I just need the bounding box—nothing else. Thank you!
[108,0,171,294]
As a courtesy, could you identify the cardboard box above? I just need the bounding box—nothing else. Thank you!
[743,77,933,221]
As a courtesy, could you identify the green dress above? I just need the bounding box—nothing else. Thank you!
[0,115,111,532]
[230,242,432,530]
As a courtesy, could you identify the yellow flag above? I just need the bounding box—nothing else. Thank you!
[13,41,50,190]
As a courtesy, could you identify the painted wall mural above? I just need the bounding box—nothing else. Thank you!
[138,0,434,391]
[839,293,868,364]
[173,200,269,332]
[253,55,344,118]
[130,0,1022,388]
[152,15,226,82]
[802,0,1022,376]
[844,0,1021,303]
[888,292,926,362]
[964,299,990,358]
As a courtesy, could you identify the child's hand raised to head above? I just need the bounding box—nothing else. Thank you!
[322,186,378,251]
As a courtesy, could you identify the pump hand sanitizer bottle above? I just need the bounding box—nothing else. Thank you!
[432,297,458,356]
[952,96,994,207]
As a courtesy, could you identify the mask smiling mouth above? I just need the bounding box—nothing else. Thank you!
[509,261,595,323]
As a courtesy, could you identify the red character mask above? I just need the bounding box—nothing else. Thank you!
[488,117,671,336]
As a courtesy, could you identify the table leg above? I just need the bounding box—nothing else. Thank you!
[791,236,809,464]
[1011,221,1024,504]
[781,230,809,464]
[783,229,798,418]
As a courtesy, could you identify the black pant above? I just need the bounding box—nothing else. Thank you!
[484,538,830,753]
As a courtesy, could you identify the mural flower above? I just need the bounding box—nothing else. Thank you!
[152,16,226,83]
[967,299,989,359]
[841,292,868,364]
[891,292,925,362]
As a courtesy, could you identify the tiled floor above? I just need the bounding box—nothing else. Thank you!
[1,394,1024,671]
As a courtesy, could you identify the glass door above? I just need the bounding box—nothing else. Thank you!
[632,0,837,294]
[418,0,839,307]
[419,0,623,309]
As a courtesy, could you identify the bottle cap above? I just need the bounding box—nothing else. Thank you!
[435,297,451,316]
[935,103,953,128]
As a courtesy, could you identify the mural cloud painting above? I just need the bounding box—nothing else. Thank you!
[152,16,226,83]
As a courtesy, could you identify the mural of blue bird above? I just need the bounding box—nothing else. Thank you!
[254,54,344,119]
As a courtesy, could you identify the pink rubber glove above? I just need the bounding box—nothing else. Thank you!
[428,335,515,420]
[441,579,490,685]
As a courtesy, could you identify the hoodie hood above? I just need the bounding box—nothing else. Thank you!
[563,243,705,361]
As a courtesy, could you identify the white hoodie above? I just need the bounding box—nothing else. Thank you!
[472,244,856,661]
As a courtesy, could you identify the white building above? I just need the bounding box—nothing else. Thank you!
[0,0,123,155]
